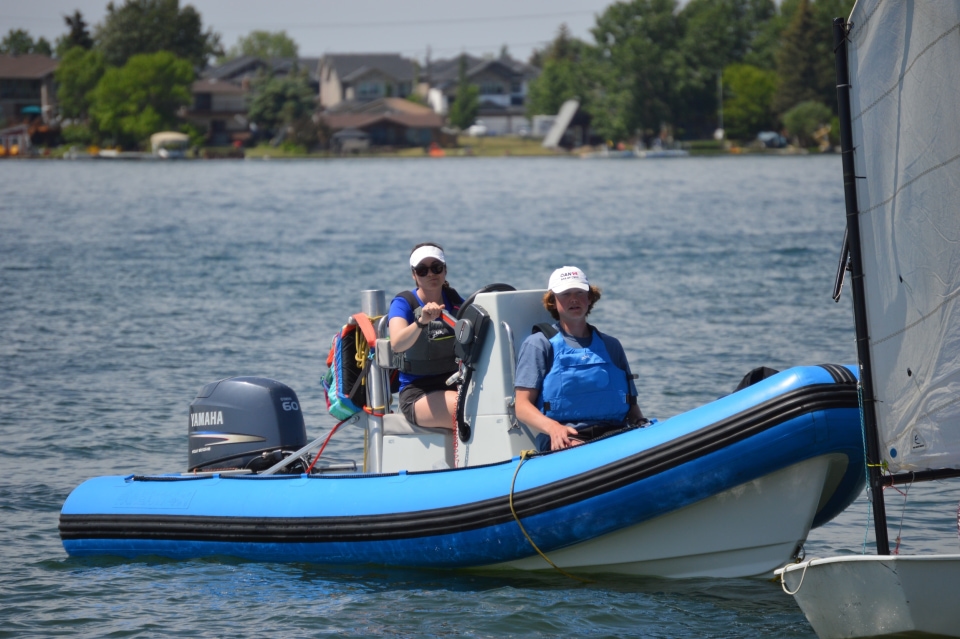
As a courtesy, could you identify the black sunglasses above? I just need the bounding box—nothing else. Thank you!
[413,262,445,277]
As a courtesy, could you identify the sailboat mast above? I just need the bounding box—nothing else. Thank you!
[832,17,890,555]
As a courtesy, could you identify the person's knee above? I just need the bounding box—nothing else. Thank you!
[444,390,457,412]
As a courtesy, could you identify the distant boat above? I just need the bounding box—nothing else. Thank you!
[150,131,190,159]
[581,142,689,159]
[776,3,960,638]
[634,148,689,159]
[579,147,637,159]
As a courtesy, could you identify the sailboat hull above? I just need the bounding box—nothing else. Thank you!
[778,556,960,638]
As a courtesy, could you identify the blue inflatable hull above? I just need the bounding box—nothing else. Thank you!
[60,365,865,574]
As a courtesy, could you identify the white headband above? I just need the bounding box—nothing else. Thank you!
[409,245,446,268]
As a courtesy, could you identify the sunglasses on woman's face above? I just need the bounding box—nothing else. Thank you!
[413,262,445,277]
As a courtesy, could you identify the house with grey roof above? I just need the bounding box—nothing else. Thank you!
[426,54,538,135]
[0,54,58,125]
[184,55,321,146]
[319,54,417,108]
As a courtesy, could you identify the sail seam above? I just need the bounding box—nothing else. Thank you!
[847,0,882,49]
[860,152,960,215]
[916,393,960,427]
[853,22,960,124]
[871,285,960,347]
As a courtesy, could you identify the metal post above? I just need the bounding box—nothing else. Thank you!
[833,17,890,555]
[360,290,386,473]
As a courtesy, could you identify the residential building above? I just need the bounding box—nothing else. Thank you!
[184,55,321,145]
[426,54,538,135]
[321,97,443,148]
[319,54,417,108]
[0,54,58,125]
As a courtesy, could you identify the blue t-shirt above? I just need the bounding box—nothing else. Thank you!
[514,325,638,399]
[388,289,459,388]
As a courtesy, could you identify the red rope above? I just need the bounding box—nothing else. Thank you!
[305,418,348,474]
[883,481,912,556]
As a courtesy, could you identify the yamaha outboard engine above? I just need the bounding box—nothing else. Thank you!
[188,377,307,473]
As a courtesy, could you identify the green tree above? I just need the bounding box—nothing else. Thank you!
[56,10,94,57]
[89,51,194,147]
[35,38,53,56]
[55,47,106,119]
[676,0,776,134]
[584,59,635,143]
[773,0,822,114]
[590,0,685,142]
[95,0,222,68]
[525,25,592,118]
[740,0,799,71]
[222,30,298,61]
[1,29,52,55]
[722,63,778,139]
[782,99,831,146]
[448,54,479,130]
[680,0,775,73]
[247,73,316,135]
[809,0,855,112]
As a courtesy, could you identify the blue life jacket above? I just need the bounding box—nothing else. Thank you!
[537,327,630,423]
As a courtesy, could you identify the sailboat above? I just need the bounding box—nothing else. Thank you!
[776,2,960,637]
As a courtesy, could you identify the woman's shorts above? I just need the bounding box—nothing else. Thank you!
[398,373,455,424]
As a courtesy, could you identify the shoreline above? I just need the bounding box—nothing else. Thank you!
[9,145,828,161]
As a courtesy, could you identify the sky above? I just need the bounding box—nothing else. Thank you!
[5,0,617,63]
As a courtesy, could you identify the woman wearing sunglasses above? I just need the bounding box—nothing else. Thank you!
[387,243,464,428]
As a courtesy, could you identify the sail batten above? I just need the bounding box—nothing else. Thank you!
[848,1,960,472]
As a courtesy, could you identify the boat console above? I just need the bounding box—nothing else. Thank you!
[371,288,553,472]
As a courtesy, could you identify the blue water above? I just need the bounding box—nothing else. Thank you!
[2,156,959,637]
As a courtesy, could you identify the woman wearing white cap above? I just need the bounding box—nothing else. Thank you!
[387,242,464,428]
[514,266,647,452]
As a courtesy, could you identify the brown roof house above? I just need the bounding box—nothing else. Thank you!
[0,54,58,125]
[322,97,443,149]
[426,54,538,135]
[319,54,418,108]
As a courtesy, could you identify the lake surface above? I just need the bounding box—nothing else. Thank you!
[2,155,958,638]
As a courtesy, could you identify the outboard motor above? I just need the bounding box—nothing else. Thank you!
[188,377,307,473]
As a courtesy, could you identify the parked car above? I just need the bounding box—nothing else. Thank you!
[467,120,488,137]
[756,131,788,149]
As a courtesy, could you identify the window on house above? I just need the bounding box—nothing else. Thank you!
[478,82,504,95]
[397,82,411,97]
[357,81,383,99]
[0,79,39,100]
[194,93,212,111]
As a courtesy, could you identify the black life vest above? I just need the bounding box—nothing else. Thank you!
[394,287,463,377]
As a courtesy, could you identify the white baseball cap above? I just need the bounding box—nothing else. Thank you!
[409,245,446,268]
[548,266,590,293]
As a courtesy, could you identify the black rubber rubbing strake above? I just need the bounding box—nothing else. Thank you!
[818,363,857,384]
[60,383,858,544]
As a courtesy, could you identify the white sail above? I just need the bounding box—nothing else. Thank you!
[848,0,960,472]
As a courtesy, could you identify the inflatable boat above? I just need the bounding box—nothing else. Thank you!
[59,288,865,577]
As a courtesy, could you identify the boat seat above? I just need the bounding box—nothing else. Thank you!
[380,413,453,472]
[382,413,452,437]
